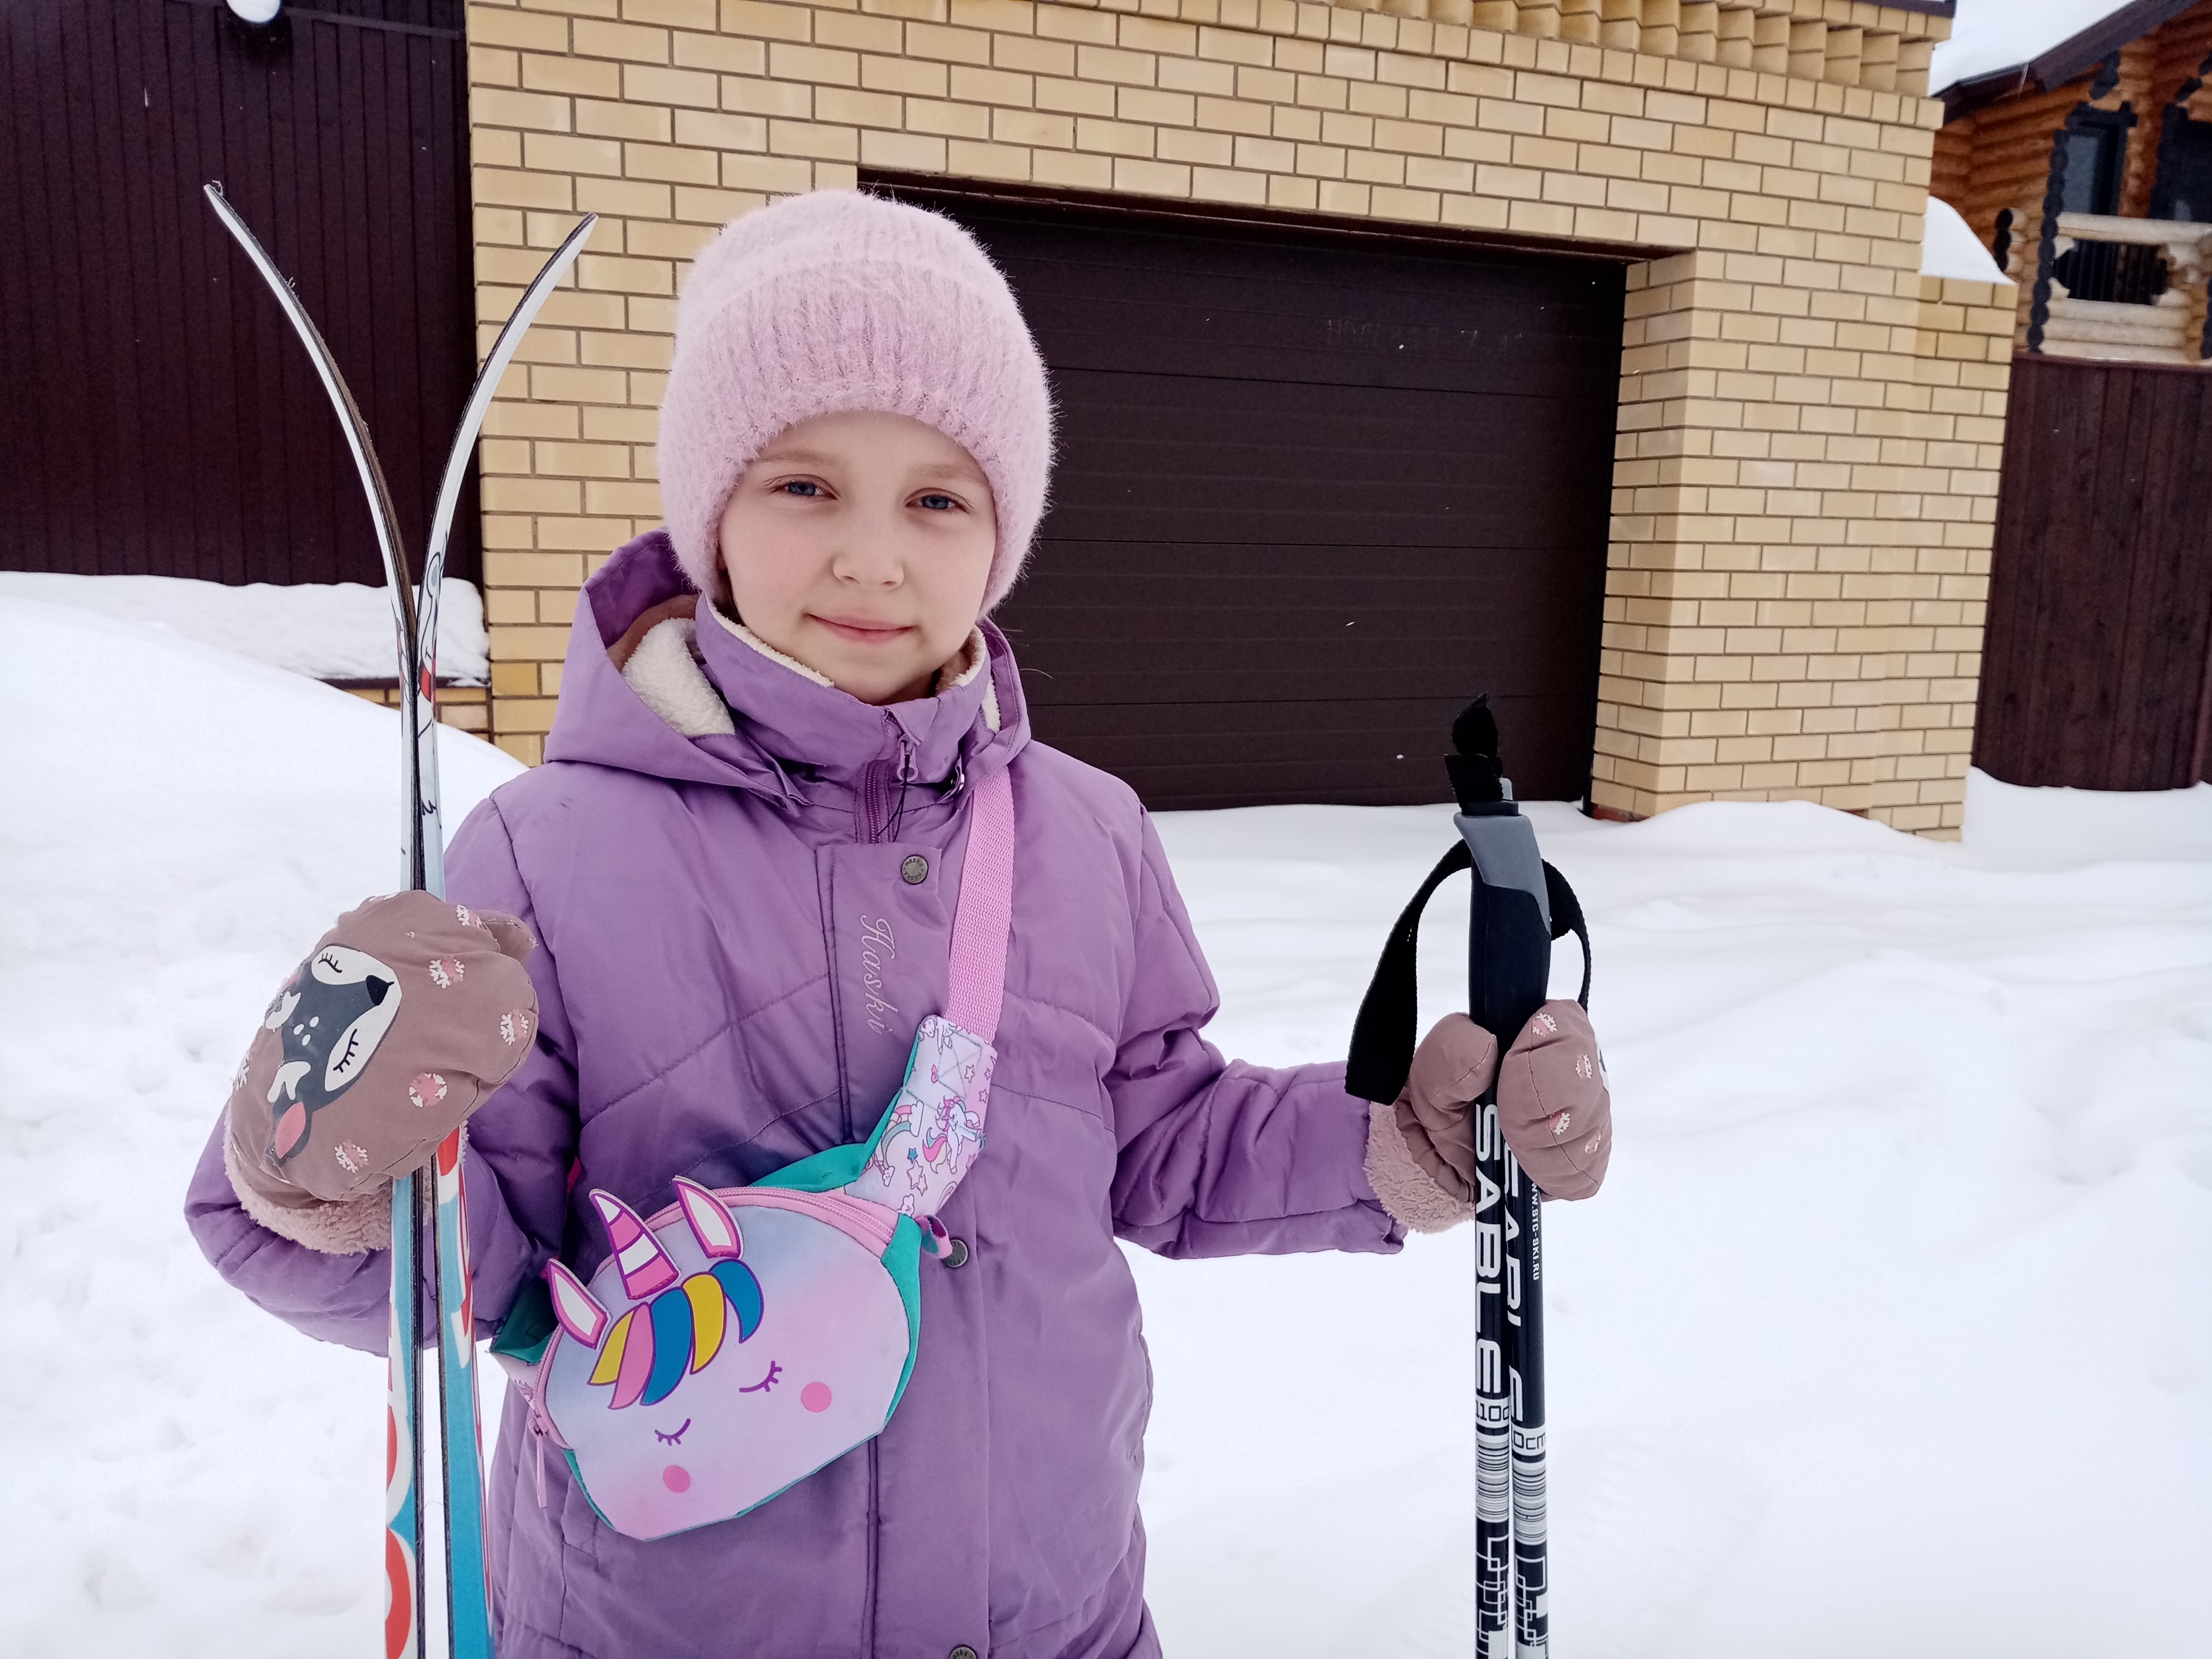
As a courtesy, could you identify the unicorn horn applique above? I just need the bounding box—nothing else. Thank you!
[545,1180,765,1411]
[594,1188,681,1300]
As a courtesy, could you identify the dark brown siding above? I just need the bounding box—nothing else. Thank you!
[0,0,477,586]
[1975,353,2212,790]
[877,186,1627,810]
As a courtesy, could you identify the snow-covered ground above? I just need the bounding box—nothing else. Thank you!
[0,571,490,684]
[3,594,2207,1657]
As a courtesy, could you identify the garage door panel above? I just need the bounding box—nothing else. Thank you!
[1052,365,1607,429]
[1043,497,1587,550]
[1004,549,1602,659]
[1004,617,1589,678]
[963,231,1622,394]
[1045,699,1595,806]
[1002,602,1587,656]
[877,185,1623,810]
[1011,317,1614,397]
[1047,385,1605,546]
[1034,693,1571,744]
[1006,542,1591,586]
[1020,305,1616,396]
[1012,658,1576,706]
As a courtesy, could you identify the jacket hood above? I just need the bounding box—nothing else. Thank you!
[542,531,1029,806]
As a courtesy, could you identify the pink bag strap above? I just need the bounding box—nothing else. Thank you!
[942,765,1015,1043]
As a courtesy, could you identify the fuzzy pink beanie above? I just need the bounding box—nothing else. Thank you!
[657,190,1054,613]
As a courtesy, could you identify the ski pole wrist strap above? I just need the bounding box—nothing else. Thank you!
[1344,843,1591,1106]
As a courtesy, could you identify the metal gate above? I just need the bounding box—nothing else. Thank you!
[0,0,478,586]
[1974,352,2212,790]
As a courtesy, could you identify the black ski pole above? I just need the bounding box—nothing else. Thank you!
[1449,697,1551,1659]
[1348,696,1583,1659]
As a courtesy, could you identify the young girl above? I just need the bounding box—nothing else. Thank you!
[188,190,1611,1659]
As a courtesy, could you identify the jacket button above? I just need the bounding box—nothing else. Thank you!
[944,1237,970,1269]
[901,854,929,884]
[950,1648,979,1659]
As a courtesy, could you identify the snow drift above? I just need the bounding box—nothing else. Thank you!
[0,571,491,684]
[2,595,2206,1657]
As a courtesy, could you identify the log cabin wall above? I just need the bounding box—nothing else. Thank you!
[1931,1,2212,353]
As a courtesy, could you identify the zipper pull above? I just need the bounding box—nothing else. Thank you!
[896,731,917,784]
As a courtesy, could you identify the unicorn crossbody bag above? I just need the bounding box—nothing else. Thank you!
[490,766,1015,1541]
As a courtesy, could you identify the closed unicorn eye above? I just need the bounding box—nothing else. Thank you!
[653,1418,691,1446]
[739,1360,782,1394]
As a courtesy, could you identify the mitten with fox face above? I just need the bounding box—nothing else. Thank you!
[222,891,538,1253]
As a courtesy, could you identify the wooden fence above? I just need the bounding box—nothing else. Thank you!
[0,0,477,586]
[1974,352,2212,790]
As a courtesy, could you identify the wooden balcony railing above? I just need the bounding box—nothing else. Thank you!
[2034,213,2212,366]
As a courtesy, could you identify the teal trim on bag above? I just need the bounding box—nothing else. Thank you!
[490,1275,557,1367]
[750,1141,872,1193]
[882,1214,924,1417]
[755,1038,921,1195]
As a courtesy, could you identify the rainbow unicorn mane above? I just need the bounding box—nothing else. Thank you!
[543,1177,766,1412]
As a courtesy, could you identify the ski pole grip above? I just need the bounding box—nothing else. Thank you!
[1459,807,1552,1048]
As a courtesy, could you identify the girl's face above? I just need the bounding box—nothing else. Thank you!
[716,410,997,706]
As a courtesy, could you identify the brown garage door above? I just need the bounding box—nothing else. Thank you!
[877,183,1628,810]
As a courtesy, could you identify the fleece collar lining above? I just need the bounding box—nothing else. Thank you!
[623,615,998,740]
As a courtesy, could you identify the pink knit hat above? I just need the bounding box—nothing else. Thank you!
[657,190,1055,614]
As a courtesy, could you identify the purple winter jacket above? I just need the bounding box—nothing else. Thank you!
[186,531,1402,1659]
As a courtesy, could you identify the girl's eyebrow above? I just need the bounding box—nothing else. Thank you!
[912,460,989,489]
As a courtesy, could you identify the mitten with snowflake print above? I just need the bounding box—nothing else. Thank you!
[1364,1001,1612,1233]
[220,891,539,1254]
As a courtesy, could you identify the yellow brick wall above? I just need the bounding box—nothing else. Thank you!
[464,0,2009,834]
[1601,261,2011,830]
[337,683,493,735]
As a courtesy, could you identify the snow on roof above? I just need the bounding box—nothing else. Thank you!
[1922,196,2014,282]
[1933,0,2141,94]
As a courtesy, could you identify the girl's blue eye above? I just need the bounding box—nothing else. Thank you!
[916,493,957,512]
[778,480,823,498]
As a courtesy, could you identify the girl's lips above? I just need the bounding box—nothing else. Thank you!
[810,615,912,645]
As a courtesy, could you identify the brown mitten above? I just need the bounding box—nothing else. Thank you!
[1363,1012,1497,1234]
[1363,1003,1612,1233]
[222,891,539,1254]
[1496,1000,1611,1201]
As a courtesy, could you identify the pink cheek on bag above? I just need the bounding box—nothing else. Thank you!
[273,1102,307,1157]
[662,1465,691,1493]
[801,1382,832,1414]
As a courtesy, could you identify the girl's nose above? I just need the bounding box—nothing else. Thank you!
[830,519,905,587]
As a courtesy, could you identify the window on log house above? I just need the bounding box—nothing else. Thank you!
[2152,119,2212,224]
[2052,112,2167,304]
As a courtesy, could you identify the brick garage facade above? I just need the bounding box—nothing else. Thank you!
[463,0,2012,833]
